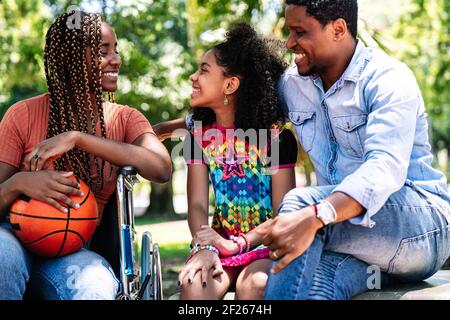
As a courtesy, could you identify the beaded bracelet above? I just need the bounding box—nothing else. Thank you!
[190,243,220,256]
[238,233,250,253]
[229,235,243,255]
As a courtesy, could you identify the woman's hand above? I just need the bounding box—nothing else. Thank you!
[23,131,78,171]
[192,225,237,257]
[178,250,224,287]
[15,170,83,212]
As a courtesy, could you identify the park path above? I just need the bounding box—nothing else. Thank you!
[135,217,213,245]
[136,220,190,245]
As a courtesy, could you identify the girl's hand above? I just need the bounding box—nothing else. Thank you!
[24,131,79,171]
[192,225,237,257]
[15,170,83,212]
[178,250,224,287]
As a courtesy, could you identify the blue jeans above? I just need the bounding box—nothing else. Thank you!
[264,182,450,300]
[0,224,119,300]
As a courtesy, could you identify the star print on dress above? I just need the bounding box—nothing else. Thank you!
[216,152,249,181]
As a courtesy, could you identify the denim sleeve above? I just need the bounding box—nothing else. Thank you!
[333,64,423,228]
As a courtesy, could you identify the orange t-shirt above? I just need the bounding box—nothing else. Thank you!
[0,93,154,213]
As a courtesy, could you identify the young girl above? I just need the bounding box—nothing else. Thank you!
[0,11,171,300]
[177,23,298,300]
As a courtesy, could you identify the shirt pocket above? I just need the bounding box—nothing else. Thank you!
[289,111,316,152]
[332,114,367,158]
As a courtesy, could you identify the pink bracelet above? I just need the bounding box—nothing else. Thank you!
[229,235,243,255]
[239,233,250,253]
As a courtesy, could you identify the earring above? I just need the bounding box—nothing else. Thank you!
[224,95,229,105]
[108,92,116,103]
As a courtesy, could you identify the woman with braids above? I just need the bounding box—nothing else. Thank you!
[0,11,171,300]
[176,23,298,300]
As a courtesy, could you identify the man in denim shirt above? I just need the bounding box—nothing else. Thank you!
[260,0,450,299]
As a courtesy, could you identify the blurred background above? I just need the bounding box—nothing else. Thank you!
[1,0,449,297]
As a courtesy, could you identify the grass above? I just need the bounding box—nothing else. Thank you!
[135,214,187,226]
[158,242,190,299]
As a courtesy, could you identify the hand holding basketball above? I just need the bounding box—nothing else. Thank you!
[10,175,98,258]
[15,170,82,212]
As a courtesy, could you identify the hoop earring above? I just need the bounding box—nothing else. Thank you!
[224,95,229,105]
[108,92,116,103]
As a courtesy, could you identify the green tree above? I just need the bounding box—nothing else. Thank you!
[392,0,449,176]
[0,0,52,116]
[364,0,449,177]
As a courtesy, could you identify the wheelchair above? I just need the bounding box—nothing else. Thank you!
[90,166,163,300]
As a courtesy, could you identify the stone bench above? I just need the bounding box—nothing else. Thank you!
[169,270,450,300]
[353,270,450,300]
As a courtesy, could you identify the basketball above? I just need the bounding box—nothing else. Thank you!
[9,176,99,258]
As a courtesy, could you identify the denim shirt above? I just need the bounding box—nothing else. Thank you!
[279,40,450,228]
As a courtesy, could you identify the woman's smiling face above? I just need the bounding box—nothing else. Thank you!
[99,22,121,92]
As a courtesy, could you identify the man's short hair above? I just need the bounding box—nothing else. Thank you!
[285,0,358,39]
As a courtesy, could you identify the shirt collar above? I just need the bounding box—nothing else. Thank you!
[309,40,368,92]
[340,39,370,83]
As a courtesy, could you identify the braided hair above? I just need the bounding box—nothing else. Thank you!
[192,23,288,130]
[44,11,109,191]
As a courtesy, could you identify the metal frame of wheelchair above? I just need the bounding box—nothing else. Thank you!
[115,166,163,300]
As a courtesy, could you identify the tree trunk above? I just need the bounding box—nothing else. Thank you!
[144,180,176,217]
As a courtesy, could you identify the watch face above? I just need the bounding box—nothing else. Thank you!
[317,202,336,225]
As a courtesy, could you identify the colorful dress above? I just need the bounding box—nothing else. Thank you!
[184,122,298,267]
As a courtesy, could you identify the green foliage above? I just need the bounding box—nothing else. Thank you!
[358,0,449,176]
[0,0,51,116]
[392,0,449,153]
[108,0,193,124]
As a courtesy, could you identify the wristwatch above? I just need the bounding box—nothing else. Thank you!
[315,200,337,226]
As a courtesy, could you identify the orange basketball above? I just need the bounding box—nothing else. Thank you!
[9,176,98,258]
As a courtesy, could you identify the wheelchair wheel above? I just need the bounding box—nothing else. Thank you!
[140,231,163,300]
[140,231,152,300]
[152,243,163,300]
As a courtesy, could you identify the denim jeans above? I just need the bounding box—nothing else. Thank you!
[264,181,450,300]
[0,224,119,300]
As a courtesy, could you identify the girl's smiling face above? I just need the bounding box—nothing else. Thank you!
[189,49,234,109]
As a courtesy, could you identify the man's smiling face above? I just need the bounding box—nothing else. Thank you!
[285,4,337,77]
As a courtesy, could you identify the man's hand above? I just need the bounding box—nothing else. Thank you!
[257,206,323,274]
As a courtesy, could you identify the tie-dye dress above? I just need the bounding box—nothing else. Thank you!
[184,122,297,267]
